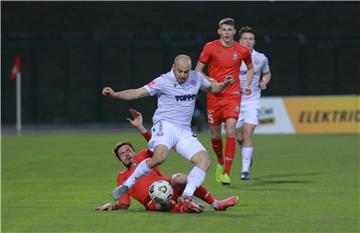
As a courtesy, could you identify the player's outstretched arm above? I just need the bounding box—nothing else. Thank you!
[102,86,149,100]
[195,62,217,83]
[127,108,152,141]
[195,61,206,72]
[93,203,129,211]
[127,109,147,134]
[204,75,233,94]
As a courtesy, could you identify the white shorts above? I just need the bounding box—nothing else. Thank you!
[236,100,261,128]
[148,121,207,161]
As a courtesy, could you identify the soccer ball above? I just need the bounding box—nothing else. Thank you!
[148,180,173,204]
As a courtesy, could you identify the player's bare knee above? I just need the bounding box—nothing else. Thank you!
[199,154,211,171]
[152,145,169,165]
[237,138,244,147]
[225,119,237,137]
[235,128,244,145]
[244,132,253,144]
[226,128,235,137]
[210,126,222,139]
[210,131,221,140]
[170,173,187,186]
[151,153,167,166]
[155,154,167,164]
[204,156,211,170]
[191,151,211,171]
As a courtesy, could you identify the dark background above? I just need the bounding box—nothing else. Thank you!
[2,1,360,125]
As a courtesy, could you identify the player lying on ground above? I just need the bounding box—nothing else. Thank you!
[94,109,239,213]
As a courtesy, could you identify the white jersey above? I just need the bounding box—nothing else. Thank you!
[145,69,211,129]
[240,49,270,102]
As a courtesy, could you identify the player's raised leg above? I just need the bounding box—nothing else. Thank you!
[112,144,169,200]
[174,133,211,203]
[181,150,211,198]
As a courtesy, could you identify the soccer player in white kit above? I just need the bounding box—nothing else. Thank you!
[235,27,271,180]
[102,55,232,204]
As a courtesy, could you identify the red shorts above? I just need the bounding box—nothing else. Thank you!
[207,95,240,126]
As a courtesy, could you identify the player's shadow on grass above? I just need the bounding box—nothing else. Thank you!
[255,172,321,179]
[117,208,253,217]
[229,172,321,190]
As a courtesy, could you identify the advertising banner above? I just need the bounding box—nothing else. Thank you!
[256,97,295,134]
[283,96,359,133]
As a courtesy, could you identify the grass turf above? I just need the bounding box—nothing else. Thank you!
[1,132,359,232]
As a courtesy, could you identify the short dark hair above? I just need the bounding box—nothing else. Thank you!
[238,26,257,38]
[113,142,135,161]
[218,17,235,27]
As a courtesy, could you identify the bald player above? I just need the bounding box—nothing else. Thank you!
[102,54,233,204]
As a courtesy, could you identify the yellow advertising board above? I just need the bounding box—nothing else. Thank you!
[283,96,360,133]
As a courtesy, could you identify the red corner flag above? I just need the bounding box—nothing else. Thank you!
[10,56,21,80]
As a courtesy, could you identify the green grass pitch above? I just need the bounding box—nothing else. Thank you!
[2,132,359,232]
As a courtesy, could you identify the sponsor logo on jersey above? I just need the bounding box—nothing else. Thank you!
[148,81,156,88]
[175,94,197,101]
[232,52,238,60]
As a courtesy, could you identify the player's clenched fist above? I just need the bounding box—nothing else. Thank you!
[102,87,114,96]
[244,86,251,96]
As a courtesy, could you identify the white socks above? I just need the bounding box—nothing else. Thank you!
[182,166,206,197]
[242,147,253,172]
[123,159,152,188]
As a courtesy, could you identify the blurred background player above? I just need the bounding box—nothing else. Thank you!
[195,18,254,185]
[102,55,232,202]
[235,26,271,180]
[94,109,239,213]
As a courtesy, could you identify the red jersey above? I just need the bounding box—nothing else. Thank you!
[198,39,252,99]
[116,149,167,208]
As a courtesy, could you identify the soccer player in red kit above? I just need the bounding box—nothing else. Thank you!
[94,109,239,213]
[195,18,254,185]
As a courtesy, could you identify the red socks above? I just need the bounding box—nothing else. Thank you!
[211,138,224,165]
[194,185,215,205]
[212,137,236,174]
[224,137,236,174]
